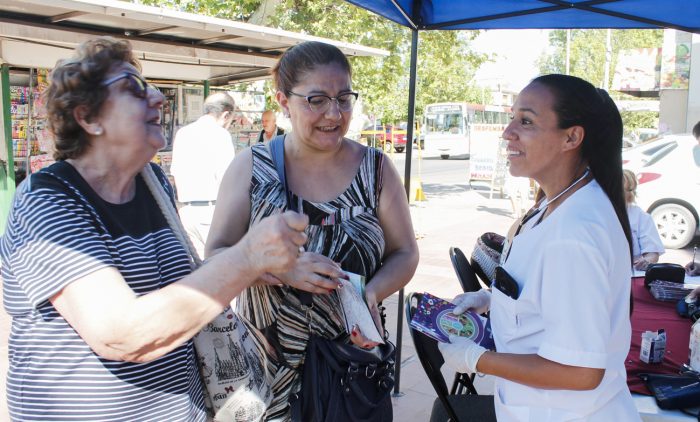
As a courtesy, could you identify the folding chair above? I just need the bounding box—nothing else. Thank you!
[405,292,496,422]
[449,247,483,293]
[468,258,491,289]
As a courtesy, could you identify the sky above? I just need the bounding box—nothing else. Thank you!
[470,29,551,93]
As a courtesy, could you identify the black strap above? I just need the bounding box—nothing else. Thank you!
[269,136,313,307]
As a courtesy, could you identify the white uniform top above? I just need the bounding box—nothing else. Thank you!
[627,204,665,259]
[493,180,640,421]
[170,115,235,203]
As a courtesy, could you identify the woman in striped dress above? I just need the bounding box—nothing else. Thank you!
[207,41,419,420]
[0,37,307,421]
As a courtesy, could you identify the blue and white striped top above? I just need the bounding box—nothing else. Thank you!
[1,161,206,421]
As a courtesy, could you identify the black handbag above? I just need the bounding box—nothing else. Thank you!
[644,263,686,288]
[291,335,395,422]
[639,372,700,411]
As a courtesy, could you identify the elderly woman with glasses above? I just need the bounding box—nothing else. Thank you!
[0,37,308,421]
[207,41,419,420]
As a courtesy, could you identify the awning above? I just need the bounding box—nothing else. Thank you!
[0,0,387,84]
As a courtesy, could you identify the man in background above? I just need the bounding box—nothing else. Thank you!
[170,92,236,258]
[256,110,284,143]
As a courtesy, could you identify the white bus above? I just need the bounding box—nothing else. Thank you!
[422,102,511,161]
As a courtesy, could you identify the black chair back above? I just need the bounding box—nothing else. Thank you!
[469,258,491,289]
[449,247,482,293]
[406,292,478,422]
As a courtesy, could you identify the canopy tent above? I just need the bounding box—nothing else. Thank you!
[344,0,700,393]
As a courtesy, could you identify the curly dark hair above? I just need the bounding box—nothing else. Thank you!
[45,37,140,160]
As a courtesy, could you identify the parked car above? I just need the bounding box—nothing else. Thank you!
[399,121,424,150]
[635,134,700,249]
[360,124,407,153]
[622,136,677,173]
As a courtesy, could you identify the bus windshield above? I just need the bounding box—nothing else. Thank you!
[425,112,464,135]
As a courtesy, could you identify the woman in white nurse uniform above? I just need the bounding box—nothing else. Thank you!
[439,74,640,421]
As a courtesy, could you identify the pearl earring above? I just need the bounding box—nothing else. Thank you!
[94,127,103,136]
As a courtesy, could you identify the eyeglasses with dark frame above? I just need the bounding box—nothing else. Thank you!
[286,90,359,113]
[101,72,157,99]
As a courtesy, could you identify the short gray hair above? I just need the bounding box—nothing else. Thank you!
[203,92,235,117]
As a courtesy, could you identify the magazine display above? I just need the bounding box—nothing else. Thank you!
[410,292,495,349]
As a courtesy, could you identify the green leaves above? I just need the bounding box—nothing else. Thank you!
[132,0,488,124]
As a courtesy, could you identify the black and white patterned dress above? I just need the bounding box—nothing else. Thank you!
[236,143,386,420]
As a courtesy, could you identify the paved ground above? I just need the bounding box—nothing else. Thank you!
[0,175,694,421]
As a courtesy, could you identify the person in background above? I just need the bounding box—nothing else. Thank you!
[623,169,664,271]
[256,109,285,143]
[0,36,308,421]
[170,92,236,258]
[206,41,419,420]
[685,121,700,276]
[439,74,639,421]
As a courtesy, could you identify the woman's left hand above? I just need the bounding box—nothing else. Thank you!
[349,287,384,349]
[261,251,347,294]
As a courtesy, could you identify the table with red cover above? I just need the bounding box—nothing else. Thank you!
[626,277,693,395]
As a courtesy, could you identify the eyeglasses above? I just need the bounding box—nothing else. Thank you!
[287,90,358,113]
[101,72,156,99]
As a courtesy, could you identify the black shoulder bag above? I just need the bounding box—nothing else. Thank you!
[639,372,700,416]
[268,136,396,422]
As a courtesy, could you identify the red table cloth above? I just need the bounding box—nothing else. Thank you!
[626,277,693,395]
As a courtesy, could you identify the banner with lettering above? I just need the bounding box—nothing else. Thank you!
[194,306,274,421]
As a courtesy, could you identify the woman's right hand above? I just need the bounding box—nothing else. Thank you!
[451,289,491,315]
[240,211,309,276]
[261,251,347,294]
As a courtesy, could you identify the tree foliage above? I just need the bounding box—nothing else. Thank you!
[538,29,663,133]
[538,29,663,89]
[268,0,487,124]
[133,0,259,21]
[133,0,487,124]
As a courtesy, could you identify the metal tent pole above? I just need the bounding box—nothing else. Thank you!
[393,27,419,396]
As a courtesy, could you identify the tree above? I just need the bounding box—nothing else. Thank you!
[267,0,487,123]
[133,0,259,21]
[538,29,663,133]
[134,0,487,124]
[538,29,663,89]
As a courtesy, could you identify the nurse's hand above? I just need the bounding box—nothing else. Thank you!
[438,335,487,374]
[451,289,491,315]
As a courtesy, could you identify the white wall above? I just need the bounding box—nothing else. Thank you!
[660,89,689,134]
[686,33,700,132]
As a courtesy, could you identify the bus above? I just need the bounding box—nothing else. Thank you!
[422,102,511,161]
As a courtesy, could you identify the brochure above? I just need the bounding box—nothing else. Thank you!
[410,292,495,349]
[338,272,384,344]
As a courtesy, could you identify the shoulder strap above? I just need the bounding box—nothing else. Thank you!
[268,135,313,307]
[269,135,286,192]
[141,163,202,270]
[269,135,297,212]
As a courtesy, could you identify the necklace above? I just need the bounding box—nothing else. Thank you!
[501,167,591,263]
[541,167,591,209]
